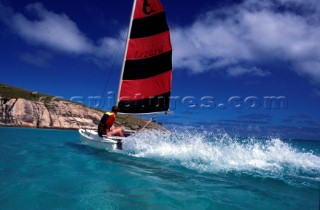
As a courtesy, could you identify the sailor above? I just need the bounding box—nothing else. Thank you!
[97,106,124,137]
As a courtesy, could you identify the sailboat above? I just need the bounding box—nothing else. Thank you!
[79,0,172,150]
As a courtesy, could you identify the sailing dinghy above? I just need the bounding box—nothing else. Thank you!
[79,0,172,150]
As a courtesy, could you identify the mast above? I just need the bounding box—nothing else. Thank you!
[116,0,137,105]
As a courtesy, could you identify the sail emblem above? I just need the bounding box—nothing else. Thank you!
[143,0,156,15]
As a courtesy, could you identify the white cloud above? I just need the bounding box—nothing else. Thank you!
[171,0,320,82]
[10,3,95,54]
[19,50,53,68]
[0,2,120,61]
[227,66,270,77]
[172,16,252,74]
[294,61,320,82]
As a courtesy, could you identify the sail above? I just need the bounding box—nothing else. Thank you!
[117,0,172,114]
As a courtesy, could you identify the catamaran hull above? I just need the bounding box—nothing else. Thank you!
[79,129,123,150]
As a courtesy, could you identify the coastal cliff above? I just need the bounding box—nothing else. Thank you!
[0,84,162,130]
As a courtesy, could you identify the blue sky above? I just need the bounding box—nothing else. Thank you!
[1,0,320,140]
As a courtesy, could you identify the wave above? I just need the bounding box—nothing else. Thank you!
[122,129,320,188]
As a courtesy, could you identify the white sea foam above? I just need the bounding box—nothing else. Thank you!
[122,129,320,180]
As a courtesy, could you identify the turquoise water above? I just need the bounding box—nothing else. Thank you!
[0,127,319,210]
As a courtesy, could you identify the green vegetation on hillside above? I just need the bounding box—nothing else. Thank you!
[0,83,55,103]
[0,83,98,111]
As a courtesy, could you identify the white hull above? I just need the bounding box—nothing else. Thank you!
[79,129,124,150]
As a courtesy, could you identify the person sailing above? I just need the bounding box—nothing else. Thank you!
[97,106,124,137]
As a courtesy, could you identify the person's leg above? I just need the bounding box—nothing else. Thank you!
[110,126,124,137]
[113,128,124,137]
[106,130,113,137]
[105,126,114,137]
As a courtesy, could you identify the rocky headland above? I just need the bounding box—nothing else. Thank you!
[0,83,162,131]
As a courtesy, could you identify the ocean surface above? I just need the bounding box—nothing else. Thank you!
[0,127,319,210]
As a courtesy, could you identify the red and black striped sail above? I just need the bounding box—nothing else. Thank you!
[117,0,172,114]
